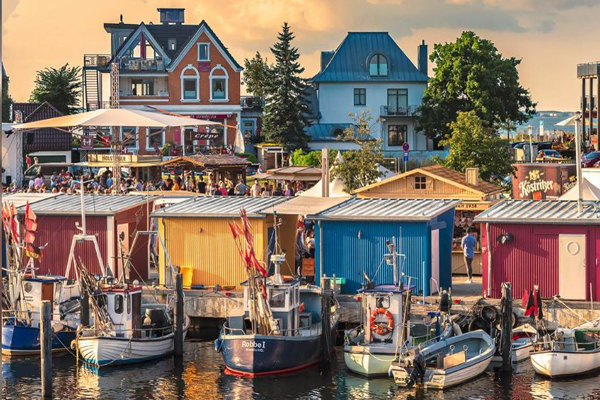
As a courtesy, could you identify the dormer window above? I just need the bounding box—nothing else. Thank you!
[168,39,177,51]
[369,54,388,76]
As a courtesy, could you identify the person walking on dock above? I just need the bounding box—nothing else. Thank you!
[461,227,476,284]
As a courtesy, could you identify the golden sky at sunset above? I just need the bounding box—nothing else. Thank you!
[4,0,600,111]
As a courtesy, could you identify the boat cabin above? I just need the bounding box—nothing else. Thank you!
[100,285,142,338]
[362,285,407,345]
[21,275,69,326]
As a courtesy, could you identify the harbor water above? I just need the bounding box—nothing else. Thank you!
[3,341,600,400]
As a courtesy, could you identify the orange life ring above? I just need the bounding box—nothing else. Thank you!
[369,307,394,336]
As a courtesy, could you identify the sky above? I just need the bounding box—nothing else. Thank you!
[3,0,600,111]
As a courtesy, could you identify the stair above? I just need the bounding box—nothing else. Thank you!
[83,68,101,111]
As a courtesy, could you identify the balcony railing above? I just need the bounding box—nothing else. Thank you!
[380,105,419,117]
[84,54,111,69]
[120,58,166,72]
[241,96,265,109]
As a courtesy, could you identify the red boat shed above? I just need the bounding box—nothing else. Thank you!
[475,199,600,301]
[18,194,155,281]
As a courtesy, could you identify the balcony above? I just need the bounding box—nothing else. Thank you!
[380,105,419,118]
[83,54,111,70]
[119,58,166,73]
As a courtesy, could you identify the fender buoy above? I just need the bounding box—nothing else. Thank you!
[369,307,394,336]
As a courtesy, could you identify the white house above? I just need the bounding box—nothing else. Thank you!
[307,32,445,160]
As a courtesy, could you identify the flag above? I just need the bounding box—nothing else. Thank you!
[25,243,42,259]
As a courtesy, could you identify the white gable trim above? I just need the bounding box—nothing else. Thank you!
[167,24,242,72]
[115,24,171,65]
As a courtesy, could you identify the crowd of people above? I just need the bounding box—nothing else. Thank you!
[5,168,307,198]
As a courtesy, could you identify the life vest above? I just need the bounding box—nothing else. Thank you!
[369,307,394,336]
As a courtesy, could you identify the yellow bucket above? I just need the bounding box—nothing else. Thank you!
[181,266,193,289]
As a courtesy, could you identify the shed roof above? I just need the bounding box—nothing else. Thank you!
[261,196,350,216]
[152,196,290,218]
[18,194,154,216]
[312,32,428,83]
[474,199,600,225]
[311,198,461,221]
[3,193,62,209]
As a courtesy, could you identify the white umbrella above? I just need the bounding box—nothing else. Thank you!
[13,108,219,131]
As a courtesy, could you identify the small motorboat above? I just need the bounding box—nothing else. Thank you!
[390,330,495,389]
[530,323,600,378]
[511,324,538,363]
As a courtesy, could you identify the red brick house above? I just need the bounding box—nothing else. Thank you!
[83,8,243,155]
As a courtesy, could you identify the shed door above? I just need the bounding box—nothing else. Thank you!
[431,229,440,294]
[559,234,586,300]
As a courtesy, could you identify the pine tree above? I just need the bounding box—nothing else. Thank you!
[262,23,310,151]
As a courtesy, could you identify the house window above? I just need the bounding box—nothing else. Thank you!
[120,126,138,149]
[130,78,155,96]
[146,128,165,150]
[387,89,408,114]
[210,65,229,101]
[180,65,199,101]
[414,176,428,190]
[168,39,177,51]
[369,54,388,76]
[387,125,407,146]
[354,88,366,106]
[197,43,210,61]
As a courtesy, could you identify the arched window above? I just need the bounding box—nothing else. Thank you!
[210,65,229,101]
[369,54,388,76]
[181,64,199,101]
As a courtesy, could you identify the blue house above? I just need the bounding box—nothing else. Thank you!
[311,198,459,295]
[306,33,446,161]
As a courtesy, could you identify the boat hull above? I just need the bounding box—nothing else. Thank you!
[78,333,177,366]
[513,342,534,363]
[531,349,600,378]
[220,334,325,377]
[2,324,76,356]
[343,345,396,377]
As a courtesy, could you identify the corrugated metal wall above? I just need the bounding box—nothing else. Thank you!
[316,221,431,294]
[114,202,152,281]
[31,215,108,279]
[485,223,599,299]
[158,215,296,290]
[435,208,456,290]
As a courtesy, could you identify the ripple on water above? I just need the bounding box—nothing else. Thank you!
[3,342,600,400]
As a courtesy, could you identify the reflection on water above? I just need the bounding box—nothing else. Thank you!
[3,342,600,400]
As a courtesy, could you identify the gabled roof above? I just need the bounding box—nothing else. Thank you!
[110,20,242,72]
[354,165,503,197]
[312,32,428,83]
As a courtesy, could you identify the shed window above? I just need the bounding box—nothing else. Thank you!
[168,39,177,51]
[414,176,428,190]
[114,295,124,314]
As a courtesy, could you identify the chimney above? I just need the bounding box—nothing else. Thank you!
[320,51,334,72]
[418,40,428,77]
[157,8,185,25]
[465,168,479,186]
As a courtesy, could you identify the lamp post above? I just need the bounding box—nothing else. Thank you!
[575,112,583,213]
[528,125,534,163]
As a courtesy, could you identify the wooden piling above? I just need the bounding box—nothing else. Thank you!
[41,300,52,398]
[500,282,513,372]
[174,273,184,357]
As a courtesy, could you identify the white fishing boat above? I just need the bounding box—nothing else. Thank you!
[75,269,189,367]
[530,322,600,378]
[511,324,538,363]
[390,330,495,389]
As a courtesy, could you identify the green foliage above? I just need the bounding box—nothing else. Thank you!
[291,149,338,167]
[2,74,13,122]
[242,52,271,98]
[30,63,81,115]
[418,31,536,140]
[441,111,513,182]
[262,23,310,151]
[331,111,383,192]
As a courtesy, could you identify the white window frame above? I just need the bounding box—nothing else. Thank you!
[168,39,177,52]
[180,64,200,102]
[146,127,166,151]
[197,42,210,61]
[209,64,229,102]
[120,126,139,150]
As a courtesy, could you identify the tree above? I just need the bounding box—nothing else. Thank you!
[30,64,81,115]
[442,111,513,182]
[262,23,310,151]
[331,111,383,192]
[291,148,338,167]
[418,31,536,141]
[242,52,271,98]
[2,73,13,122]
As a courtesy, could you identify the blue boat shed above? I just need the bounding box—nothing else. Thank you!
[311,198,460,295]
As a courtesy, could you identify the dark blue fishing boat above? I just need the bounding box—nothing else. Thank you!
[2,324,76,356]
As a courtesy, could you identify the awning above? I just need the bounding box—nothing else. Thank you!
[161,155,250,169]
[13,108,220,130]
[261,196,350,216]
